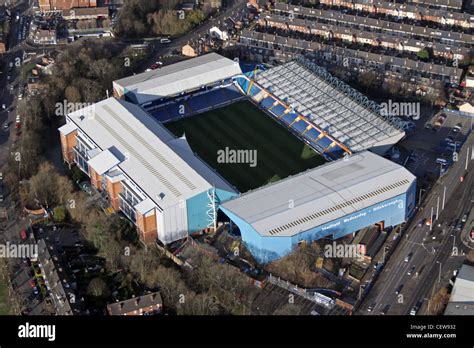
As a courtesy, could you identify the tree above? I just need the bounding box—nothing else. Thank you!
[65,85,81,103]
[53,206,67,223]
[429,287,450,315]
[87,277,109,297]
[417,49,429,61]
[467,250,474,264]
[23,162,74,208]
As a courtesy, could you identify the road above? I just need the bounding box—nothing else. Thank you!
[358,132,474,315]
[137,0,247,72]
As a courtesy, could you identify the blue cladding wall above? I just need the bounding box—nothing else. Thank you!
[220,186,416,264]
[187,189,238,233]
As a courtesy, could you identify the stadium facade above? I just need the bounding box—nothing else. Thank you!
[59,97,238,244]
[220,151,416,263]
[59,52,415,263]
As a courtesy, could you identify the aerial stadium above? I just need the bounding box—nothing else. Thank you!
[60,52,415,264]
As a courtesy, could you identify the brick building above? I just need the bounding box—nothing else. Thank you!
[39,0,97,11]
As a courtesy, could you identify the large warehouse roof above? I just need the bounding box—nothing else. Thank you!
[65,97,236,209]
[113,53,242,104]
[253,59,406,153]
[221,151,415,237]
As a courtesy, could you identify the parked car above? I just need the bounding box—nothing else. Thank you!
[367,303,376,312]
[381,304,390,315]
[461,214,467,223]
[407,265,416,276]
[395,284,404,295]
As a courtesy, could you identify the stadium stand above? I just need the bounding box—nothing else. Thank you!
[145,84,245,123]
[234,57,405,158]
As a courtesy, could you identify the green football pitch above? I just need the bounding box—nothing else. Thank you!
[165,100,326,193]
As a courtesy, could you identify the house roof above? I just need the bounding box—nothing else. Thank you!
[107,292,162,315]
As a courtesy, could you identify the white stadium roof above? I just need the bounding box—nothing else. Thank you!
[253,60,405,153]
[113,52,243,104]
[63,97,237,210]
[221,151,415,237]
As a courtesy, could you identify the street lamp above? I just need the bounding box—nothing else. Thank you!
[436,261,442,283]
[450,235,456,254]
[418,188,426,207]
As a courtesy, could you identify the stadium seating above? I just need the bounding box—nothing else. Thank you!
[148,85,244,123]
[280,112,298,125]
[315,135,333,149]
[270,103,287,118]
[304,127,322,141]
[291,119,309,134]
[261,96,276,109]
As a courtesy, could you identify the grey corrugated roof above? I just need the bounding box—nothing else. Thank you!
[113,53,242,104]
[221,151,415,237]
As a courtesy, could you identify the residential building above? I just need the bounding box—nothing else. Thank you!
[61,6,109,20]
[32,28,57,45]
[107,292,162,315]
[39,0,97,11]
[239,30,463,85]
[58,96,238,245]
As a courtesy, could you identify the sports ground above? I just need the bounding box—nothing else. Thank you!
[165,100,326,192]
